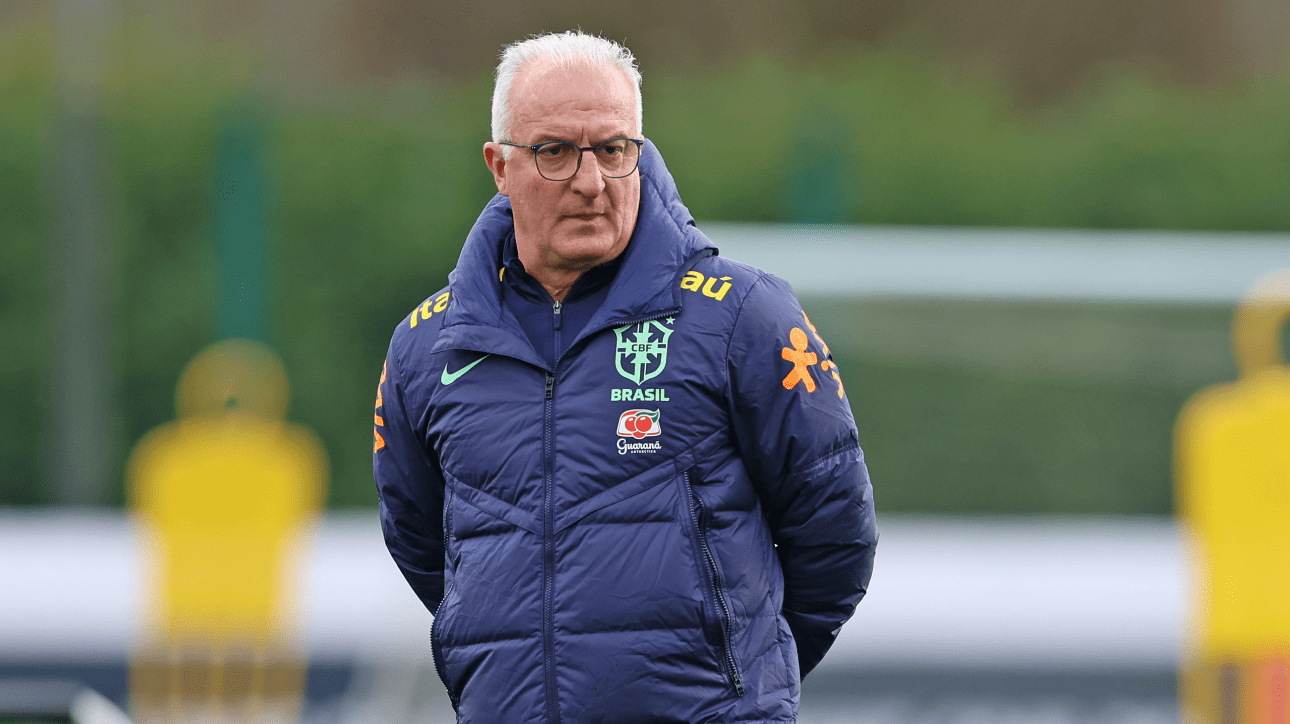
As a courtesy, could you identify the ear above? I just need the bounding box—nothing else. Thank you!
[483,143,509,196]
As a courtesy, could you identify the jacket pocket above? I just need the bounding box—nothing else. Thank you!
[430,581,458,704]
[683,471,745,697]
[431,486,461,708]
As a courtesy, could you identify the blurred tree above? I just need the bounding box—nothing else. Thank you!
[50,0,118,505]
[166,0,1290,103]
[213,102,269,342]
[3,4,1290,512]
[784,101,854,223]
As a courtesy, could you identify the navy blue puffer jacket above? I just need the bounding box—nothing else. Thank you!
[374,141,876,723]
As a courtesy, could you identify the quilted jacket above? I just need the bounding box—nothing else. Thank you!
[373,141,877,723]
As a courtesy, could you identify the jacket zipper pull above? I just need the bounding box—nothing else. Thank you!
[544,373,555,400]
[552,300,563,330]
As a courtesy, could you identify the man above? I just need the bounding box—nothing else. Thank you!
[373,31,876,723]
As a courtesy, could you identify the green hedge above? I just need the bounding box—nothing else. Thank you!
[0,23,55,506]
[808,299,1241,514]
[2,20,1288,510]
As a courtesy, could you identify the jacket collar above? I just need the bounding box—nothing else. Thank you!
[433,140,716,367]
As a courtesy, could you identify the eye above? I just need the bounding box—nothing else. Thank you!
[537,142,574,159]
[597,140,627,156]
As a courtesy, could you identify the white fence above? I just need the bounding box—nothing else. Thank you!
[701,223,1290,302]
[0,509,1183,671]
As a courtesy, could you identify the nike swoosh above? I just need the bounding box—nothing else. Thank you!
[441,354,490,385]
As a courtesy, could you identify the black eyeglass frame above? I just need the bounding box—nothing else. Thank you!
[498,137,645,181]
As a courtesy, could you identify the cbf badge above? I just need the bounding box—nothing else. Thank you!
[614,319,673,385]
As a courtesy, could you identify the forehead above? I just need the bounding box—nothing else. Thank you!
[509,61,637,142]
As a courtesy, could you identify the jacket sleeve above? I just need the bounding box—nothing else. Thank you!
[725,274,878,678]
[373,345,446,613]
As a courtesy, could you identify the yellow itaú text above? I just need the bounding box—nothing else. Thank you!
[680,271,732,302]
[409,292,451,328]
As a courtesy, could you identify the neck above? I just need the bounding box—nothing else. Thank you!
[533,270,579,302]
[516,243,622,303]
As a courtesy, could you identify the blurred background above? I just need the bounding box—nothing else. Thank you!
[3,0,1290,721]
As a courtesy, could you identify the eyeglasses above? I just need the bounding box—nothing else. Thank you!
[499,137,644,181]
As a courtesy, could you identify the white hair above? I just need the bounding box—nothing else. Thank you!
[491,31,643,156]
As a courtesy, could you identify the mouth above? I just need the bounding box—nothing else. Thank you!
[566,212,604,221]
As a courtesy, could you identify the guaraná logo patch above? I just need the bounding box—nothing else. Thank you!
[617,409,661,439]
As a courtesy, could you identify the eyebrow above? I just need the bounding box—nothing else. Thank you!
[524,128,634,145]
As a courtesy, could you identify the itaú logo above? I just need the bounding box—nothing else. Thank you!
[616,409,661,439]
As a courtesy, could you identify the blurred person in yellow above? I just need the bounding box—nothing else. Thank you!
[127,339,327,724]
[1177,271,1290,724]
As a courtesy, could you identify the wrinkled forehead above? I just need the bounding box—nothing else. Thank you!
[510,60,639,140]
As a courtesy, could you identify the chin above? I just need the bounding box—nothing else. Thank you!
[551,233,622,266]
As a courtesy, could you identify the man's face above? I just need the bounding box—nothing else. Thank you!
[484,62,641,279]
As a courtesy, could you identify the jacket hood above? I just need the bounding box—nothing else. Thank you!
[434,140,716,364]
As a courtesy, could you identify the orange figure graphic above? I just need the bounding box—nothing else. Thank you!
[127,339,327,724]
[1177,271,1290,724]
[373,361,387,453]
[801,311,830,358]
[781,327,818,392]
[803,312,845,399]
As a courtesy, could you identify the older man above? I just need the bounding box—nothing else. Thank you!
[374,31,876,723]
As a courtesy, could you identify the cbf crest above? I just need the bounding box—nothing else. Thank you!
[614,319,674,385]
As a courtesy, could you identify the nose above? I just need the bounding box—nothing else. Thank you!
[569,147,605,196]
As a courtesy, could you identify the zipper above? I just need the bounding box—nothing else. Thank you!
[541,370,561,723]
[541,299,564,721]
[684,472,745,697]
[558,308,680,366]
[429,582,456,702]
[554,248,708,354]
[434,299,674,716]
[552,301,563,374]
[530,305,679,718]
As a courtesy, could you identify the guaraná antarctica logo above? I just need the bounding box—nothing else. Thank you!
[614,319,673,385]
[616,409,662,455]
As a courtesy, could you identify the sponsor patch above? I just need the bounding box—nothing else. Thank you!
[618,438,662,455]
[803,311,845,398]
[679,271,733,301]
[781,327,819,392]
[778,312,846,398]
[617,409,661,439]
[373,361,387,453]
[409,291,450,329]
